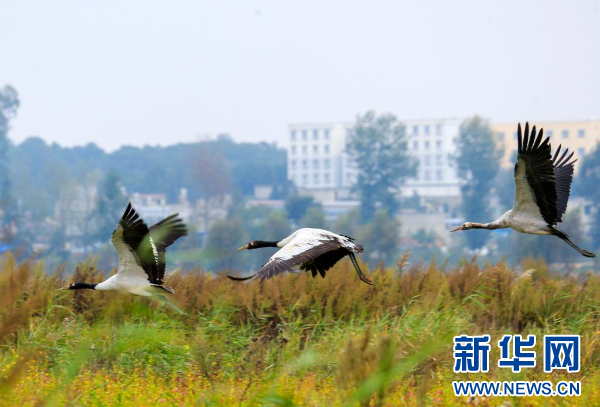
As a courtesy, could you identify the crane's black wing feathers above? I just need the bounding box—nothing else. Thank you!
[119,203,150,253]
[118,203,187,285]
[299,247,351,278]
[140,214,188,284]
[231,239,350,283]
[261,239,344,281]
[517,123,558,225]
[552,146,576,222]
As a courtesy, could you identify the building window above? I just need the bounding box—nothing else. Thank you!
[546,130,553,138]
[324,173,330,183]
[436,140,442,149]
[302,145,308,154]
[412,125,419,135]
[436,124,442,136]
[313,159,319,169]
[424,141,430,150]
[424,155,431,166]
[324,158,331,169]
[578,129,585,138]
[291,146,297,155]
[424,125,430,136]
[291,130,296,141]
[436,169,443,180]
[578,147,585,156]
[324,129,330,140]
[313,145,319,153]
[497,132,505,141]
[436,154,443,164]
[302,159,308,170]
[324,144,330,154]
[313,129,319,140]
[301,130,308,140]
[562,130,569,139]
[313,173,320,185]
[424,170,431,181]
[291,159,297,170]
[302,173,308,184]
[413,140,418,150]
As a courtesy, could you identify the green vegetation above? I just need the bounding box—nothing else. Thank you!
[0,85,20,246]
[1,253,599,405]
[347,111,417,220]
[576,144,600,253]
[454,116,502,250]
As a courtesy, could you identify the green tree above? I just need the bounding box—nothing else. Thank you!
[86,170,127,247]
[204,217,249,271]
[331,208,360,237]
[495,168,515,212]
[46,227,70,262]
[454,116,502,250]
[576,143,600,251]
[412,228,438,248]
[0,85,19,244]
[347,111,417,220]
[357,209,400,267]
[193,143,233,200]
[284,194,315,225]
[261,210,292,241]
[300,206,327,229]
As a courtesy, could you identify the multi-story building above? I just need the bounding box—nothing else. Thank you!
[402,118,462,199]
[287,123,357,193]
[131,189,195,226]
[286,118,463,200]
[492,120,600,170]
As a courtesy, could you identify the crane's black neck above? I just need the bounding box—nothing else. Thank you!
[251,240,279,249]
[69,282,98,290]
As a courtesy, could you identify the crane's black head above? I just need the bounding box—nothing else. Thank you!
[236,240,279,251]
[60,282,98,290]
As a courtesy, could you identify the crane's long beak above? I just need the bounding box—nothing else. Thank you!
[58,286,70,290]
[450,226,463,232]
[236,244,249,251]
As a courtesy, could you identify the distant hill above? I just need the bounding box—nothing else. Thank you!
[8,134,290,221]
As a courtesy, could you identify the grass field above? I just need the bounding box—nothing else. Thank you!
[0,252,599,406]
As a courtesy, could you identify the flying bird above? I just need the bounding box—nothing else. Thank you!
[228,228,372,284]
[61,203,188,313]
[451,122,596,258]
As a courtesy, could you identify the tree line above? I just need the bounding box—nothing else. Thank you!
[1,83,598,270]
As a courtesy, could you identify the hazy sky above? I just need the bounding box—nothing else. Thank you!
[1,1,599,151]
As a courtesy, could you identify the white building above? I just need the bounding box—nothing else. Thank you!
[402,118,462,199]
[286,118,462,200]
[130,188,193,225]
[287,123,357,193]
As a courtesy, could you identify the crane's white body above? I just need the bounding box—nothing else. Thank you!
[493,210,551,235]
[270,228,358,265]
[509,155,553,234]
[93,223,162,296]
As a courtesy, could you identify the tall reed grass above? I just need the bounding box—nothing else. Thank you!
[0,252,598,405]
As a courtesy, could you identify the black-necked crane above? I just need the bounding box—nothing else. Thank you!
[228,228,373,284]
[451,122,596,258]
[61,203,189,313]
